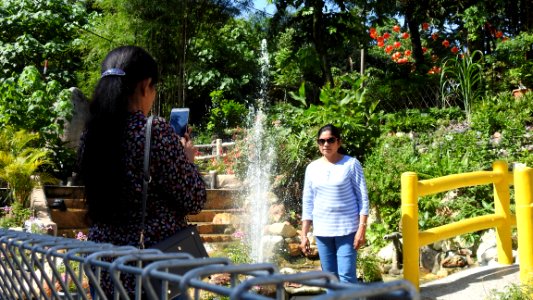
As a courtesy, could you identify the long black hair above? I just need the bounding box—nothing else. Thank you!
[317,124,348,155]
[80,46,158,224]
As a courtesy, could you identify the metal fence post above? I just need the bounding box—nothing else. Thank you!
[514,166,533,285]
[401,172,420,289]
[492,160,513,265]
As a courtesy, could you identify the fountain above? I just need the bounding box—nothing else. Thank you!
[244,39,277,263]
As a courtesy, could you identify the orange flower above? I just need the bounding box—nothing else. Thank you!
[404,50,412,56]
[422,23,430,31]
[402,32,410,39]
[431,33,439,41]
[394,41,401,48]
[377,41,385,47]
[451,46,459,54]
[392,51,402,60]
[427,66,441,74]
[369,27,377,39]
[495,31,503,38]
[397,58,409,64]
[442,39,450,48]
[383,32,391,39]
[377,36,384,43]
[422,47,428,53]
[393,25,401,32]
[385,45,393,53]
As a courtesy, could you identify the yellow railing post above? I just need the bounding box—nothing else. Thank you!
[492,161,513,265]
[514,166,533,285]
[401,172,420,288]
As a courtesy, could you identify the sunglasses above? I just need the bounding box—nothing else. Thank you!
[317,137,338,145]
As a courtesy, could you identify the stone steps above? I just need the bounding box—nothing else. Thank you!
[188,208,244,222]
[42,186,243,245]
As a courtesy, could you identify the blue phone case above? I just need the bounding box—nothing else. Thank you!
[169,108,189,136]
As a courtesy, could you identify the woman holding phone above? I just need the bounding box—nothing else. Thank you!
[78,45,206,297]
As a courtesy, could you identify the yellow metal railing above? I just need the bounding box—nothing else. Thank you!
[401,160,533,289]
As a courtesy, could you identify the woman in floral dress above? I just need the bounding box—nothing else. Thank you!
[78,46,206,297]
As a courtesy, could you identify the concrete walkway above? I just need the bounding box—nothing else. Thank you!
[420,263,521,300]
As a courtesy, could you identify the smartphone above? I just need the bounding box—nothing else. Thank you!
[169,108,189,136]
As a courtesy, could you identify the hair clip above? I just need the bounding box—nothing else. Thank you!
[101,68,126,78]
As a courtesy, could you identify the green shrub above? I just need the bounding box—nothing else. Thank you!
[0,127,53,207]
[486,283,533,300]
[0,201,32,228]
[206,90,248,140]
[357,250,383,282]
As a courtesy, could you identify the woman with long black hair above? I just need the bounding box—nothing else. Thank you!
[78,46,206,297]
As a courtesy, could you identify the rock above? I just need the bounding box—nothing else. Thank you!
[432,252,444,274]
[267,192,279,204]
[432,240,444,251]
[269,203,286,222]
[212,213,234,224]
[209,273,231,286]
[477,230,497,265]
[284,284,324,295]
[280,267,297,274]
[217,174,242,188]
[420,246,439,272]
[260,235,284,261]
[377,242,395,262]
[454,235,475,249]
[306,246,319,259]
[278,268,325,295]
[287,243,302,257]
[62,87,89,150]
[436,268,449,278]
[268,223,297,238]
[441,255,467,268]
[478,246,498,266]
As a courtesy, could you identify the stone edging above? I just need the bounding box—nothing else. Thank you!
[30,187,57,236]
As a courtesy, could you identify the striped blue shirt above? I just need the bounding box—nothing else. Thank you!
[302,155,369,237]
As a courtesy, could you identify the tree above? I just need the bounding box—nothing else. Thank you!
[0,0,88,85]
[78,0,258,124]
[270,0,367,104]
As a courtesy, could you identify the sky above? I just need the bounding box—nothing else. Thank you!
[252,0,276,15]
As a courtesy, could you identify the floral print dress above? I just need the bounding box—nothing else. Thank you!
[83,111,207,296]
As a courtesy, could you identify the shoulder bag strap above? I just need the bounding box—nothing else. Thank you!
[139,115,154,249]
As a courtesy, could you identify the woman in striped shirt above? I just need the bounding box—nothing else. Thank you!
[299,124,369,284]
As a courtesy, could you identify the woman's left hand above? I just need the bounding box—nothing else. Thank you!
[354,226,366,250]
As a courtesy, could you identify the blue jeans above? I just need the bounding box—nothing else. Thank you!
[315,232,357,284]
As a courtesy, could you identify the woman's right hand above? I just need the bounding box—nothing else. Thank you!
[180,129,196,163]
[299,236,310,255]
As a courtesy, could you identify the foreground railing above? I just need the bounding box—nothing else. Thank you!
[0,229,419,300]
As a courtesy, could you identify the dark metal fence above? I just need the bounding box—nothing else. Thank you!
[0,229,419,300]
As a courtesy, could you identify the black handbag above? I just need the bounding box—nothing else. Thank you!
[140,116,208,296]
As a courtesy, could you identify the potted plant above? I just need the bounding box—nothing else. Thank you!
[509,69,531,98]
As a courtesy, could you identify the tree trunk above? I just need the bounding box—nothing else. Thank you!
[309,0,333,89]
[404,1,425,69]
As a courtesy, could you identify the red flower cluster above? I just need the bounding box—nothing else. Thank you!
[370,26,414,64]
[369,22,465,73]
